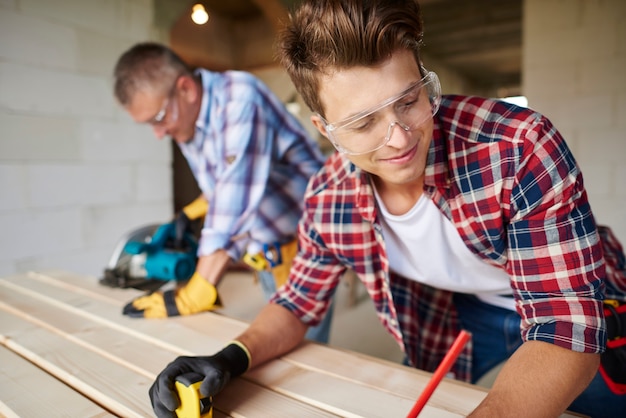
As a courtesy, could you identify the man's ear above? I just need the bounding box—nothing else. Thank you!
[310,114,329,139]
[177,75,198,103]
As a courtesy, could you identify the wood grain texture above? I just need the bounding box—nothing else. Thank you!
[0,271,584,418]
[0,346,114,417]
[0,274,341,417]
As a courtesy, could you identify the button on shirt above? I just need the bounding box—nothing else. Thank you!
[178,69,325,259]
[272,95,610,382]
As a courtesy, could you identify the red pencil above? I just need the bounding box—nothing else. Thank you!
[406,330,472,418]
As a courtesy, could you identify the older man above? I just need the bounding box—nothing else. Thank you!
[112,42,333,343]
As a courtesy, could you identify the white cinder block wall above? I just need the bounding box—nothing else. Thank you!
[524,0,626,244]
[1,0,624,278]
[0,0,171,277]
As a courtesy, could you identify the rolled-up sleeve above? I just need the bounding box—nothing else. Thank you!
[507,115,606,353]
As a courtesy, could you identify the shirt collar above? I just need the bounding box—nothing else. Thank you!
[424,116,451,189]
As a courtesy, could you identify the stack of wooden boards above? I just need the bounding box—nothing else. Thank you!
[0,271,581,417]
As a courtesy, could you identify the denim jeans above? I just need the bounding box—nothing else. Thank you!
[257,270,334,344]
[453,293,626,418]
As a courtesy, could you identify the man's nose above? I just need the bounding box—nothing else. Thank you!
[385,120,411,145]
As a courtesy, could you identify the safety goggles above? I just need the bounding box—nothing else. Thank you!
[148,85,179,127]
[319,71,441,155]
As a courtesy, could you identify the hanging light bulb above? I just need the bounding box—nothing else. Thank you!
[191,4,209,25]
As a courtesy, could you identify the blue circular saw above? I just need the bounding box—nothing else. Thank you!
[100,222,198,290]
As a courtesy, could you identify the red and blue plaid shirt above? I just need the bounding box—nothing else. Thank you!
[273,95,623,382]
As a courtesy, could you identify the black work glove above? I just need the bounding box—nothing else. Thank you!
[149,343,250,418]
[173,211,192,249]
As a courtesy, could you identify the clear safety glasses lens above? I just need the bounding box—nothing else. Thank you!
[149,84,179,127]
[323,71,441,155]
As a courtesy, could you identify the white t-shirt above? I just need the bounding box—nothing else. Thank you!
[376,192,515,311]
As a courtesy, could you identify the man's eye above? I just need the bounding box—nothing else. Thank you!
[398,86,422,109]
[351,118,374,132]
[396,96,419,114]
[401,99,418,108]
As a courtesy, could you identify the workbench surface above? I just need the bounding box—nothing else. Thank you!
[0,271,582,417]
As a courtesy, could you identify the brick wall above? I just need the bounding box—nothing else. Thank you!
[524,0,626,244]
[0,0,171,277]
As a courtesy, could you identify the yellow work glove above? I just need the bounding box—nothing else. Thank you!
[174,196,209,247]
[182,196,209,220]
[122,272,221,319]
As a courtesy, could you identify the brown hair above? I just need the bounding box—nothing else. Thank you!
[277,0,424,116]
[113,42,192,106]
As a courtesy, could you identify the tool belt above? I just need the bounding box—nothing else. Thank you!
[242,239,298,289]
[600,299,626,395]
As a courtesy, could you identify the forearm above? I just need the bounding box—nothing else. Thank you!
[470,341,599,417]
[236,303,308,369]
[196,250,232,286]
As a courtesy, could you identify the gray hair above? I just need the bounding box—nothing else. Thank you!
[113,42,192,105]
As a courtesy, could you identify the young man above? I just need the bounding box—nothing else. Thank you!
[112,42,334,343]
[148,1,626,417]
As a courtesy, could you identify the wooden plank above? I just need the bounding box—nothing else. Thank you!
[24,270,250,347]
[2,272,455,417]
[0,276,359,417]
[0,272,238,355]
[9,272,474,415]
[0,346,114,417]
[0,287,174,378]
[0,312,153,417]
[0,313,336,418]
[217,378,342,418]
[3,271,582,417]
[0,273,482,416]
[285,343,489,416]
[246,360,458,418]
